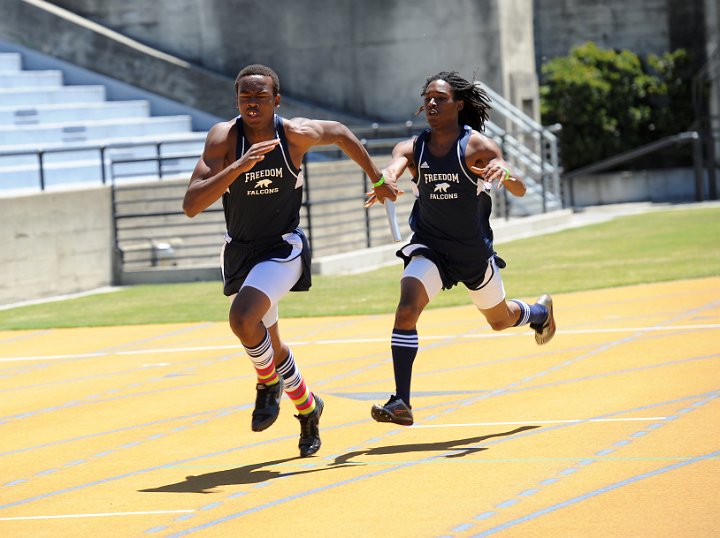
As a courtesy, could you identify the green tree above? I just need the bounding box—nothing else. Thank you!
[645,49,695,137]
[540,42,694,171]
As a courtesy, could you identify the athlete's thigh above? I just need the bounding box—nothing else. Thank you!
[466,257,506,310]
[241,257,302,326]
[403,256,442,303]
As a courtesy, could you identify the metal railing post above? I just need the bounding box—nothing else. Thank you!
[704,128,717,200]
[539,130,547,213]
[100,146,107,184]
[109,171,123,285]
[156,142,163,179]
[548,124,563,208]
[38,150,45,190]
[692,133,705,201]
[500,133,509,219]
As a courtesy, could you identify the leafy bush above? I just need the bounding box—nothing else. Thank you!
[540,42,694,171]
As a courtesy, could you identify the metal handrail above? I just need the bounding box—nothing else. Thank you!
[1,115,562,193]
[563,132,700,179]
[0,137,205,189]
[482,84,559,142]
[562,131,708,204]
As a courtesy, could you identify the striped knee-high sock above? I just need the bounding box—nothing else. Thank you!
[276,350,316,415]
[243,329,280,386]
[392,329,418,406]
[509,300,548,327]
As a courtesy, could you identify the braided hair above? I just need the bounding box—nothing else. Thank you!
[419,71,492,132]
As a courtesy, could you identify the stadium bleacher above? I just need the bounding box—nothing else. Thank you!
[0,51,205,191]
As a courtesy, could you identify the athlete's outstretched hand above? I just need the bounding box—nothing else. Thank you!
[364,170,403,208]
[471,161,526,197]
[471,161,514,191]
[233,139,281,175]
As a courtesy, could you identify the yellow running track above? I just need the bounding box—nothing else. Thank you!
[1,278,719,537]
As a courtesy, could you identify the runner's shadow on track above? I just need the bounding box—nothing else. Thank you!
[333,425,540,466]
[139,456,331,494]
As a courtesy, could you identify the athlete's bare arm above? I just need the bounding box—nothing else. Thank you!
[466,132,526,197]
[283,118,401,204]
[182,121,280,217]
[364,137,413,208]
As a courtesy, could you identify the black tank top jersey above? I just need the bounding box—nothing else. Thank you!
[411,126,493,259]
[222,115,302,242]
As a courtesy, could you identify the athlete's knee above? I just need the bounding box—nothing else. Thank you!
[395,300,422,329]
[229,301,262,338]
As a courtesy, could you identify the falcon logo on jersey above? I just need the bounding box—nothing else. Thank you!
[429,181,458,200]
[247,176,280,195]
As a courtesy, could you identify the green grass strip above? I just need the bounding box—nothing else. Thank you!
[1,207,718,330]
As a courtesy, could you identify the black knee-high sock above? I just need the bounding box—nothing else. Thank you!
[391,329,418,406]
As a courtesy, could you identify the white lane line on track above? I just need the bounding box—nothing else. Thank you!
[411,417,668,428]
[0,510,194,521]
[1,324,718,363]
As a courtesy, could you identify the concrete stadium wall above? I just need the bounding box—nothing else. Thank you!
[0,187,114,306]
[3,0,713,125]
[534,0,708,63]
[36,0,539,123]
[0,0,236,120]
[566,168,707,207]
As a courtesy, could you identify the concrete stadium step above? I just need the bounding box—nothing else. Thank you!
[0,70,63,88]
[0,49,213,194]
[0,85,107,106]
[0,115,193,145]
[0,52,21,71]
[0,100,150,126]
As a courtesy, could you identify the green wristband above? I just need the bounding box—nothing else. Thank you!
[503,168,510,181]
[373,175,386,188]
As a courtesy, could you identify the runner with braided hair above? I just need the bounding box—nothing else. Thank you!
[417,70,492,131]
[366,71,556,426]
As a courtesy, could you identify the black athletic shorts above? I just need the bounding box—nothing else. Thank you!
[396,233,493,290]
[221,227,312,296]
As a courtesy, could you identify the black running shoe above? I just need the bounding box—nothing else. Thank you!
[296,395,324,457]
[371,395,414,426]
[532,294,556,345]
[251,379,284,432]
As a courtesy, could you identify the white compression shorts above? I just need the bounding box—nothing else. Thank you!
[403,255,506,310]
[229,256,302,327]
